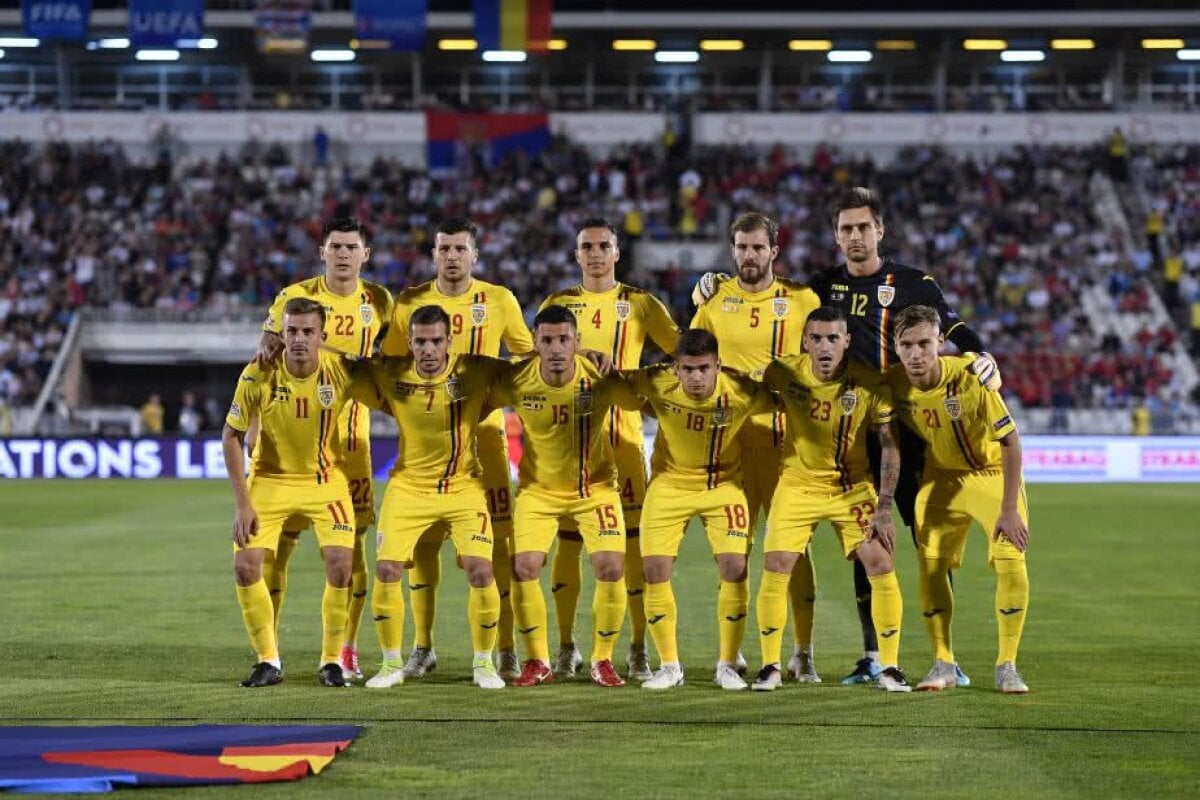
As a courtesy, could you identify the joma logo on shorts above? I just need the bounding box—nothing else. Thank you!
[598,529,620,537]
[471,534,491,544]
[333,524,353,533]
[726,529,748,538]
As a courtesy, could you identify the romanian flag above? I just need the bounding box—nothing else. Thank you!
[473,0,552,52]
[0,725,360,793]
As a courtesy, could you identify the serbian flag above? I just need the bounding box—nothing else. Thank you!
[0,725,360,793]
[426,112,551,171]
[473,0,552,52]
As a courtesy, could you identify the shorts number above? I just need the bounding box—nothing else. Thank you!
[851,293,869,317]
[348,478,371,506]
[486,487,510,515]
[451,314,464,336]
[334,314,355,336]
[923,409,942,429]
[851,500,876,529]
[724,503,748,530]
[620,478,636,505]
[686,412,705,431]
[749,307,761,328]
[591,309,603,329]
[595,504,619,529]
[295,398,309,418]
[477,512,489,536]
[552,404,569,424]
[809,398,831,421]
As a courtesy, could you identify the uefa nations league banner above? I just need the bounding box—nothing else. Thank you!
[128,0,205,48]
[2,436,1200,482]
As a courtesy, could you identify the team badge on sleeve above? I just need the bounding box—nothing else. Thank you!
[317,384,335,408]
[470,303,487,325]
[877,285,896,307]
[772,298,789,319]
[229,401,243,420]
[839,390,858,415]
[615,300,631,322]
[359,304,374,325]
[943,396,962,420]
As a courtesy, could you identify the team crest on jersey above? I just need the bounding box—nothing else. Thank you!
[943,396,962,420]
[446,377,465,401]
[359,303,374,326]
[317,384,335,409]
[772,298,789,319]
[877,285,896,307]
[839,390,858,415]
[577,388,594,415]
[614,300,631,322]
[470,303,487,326]
[712,406,731,427]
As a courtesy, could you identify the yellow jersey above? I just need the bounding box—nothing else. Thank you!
[620,365,777,491]
[540,282,680,452]
[263,276,393,359]
[226,351,371,485]
[885,356,1018,475]
[691,276,820,447]
[381,277,533,358]
[762,355,894,492]
[492,355,639,498]
[362,354,508,493]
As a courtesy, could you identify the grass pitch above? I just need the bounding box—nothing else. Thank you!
[1,481,1197,798]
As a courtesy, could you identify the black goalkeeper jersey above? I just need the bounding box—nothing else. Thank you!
[808,259,983,372]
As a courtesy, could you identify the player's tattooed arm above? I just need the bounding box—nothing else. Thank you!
[869,422,900,553]
[222,424,259,548]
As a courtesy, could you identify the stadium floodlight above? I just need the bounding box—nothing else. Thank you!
[875,39,916,51]
[311,49,355,62]
[963,39,1007,51]
[828,49,872,63]
[1142,38,1184,49]
[700,39,744,51]
[1001,49,1046,62]
[97,37,131,49]
[135,49,180,61]
[655,50,699,63]
[438,38,478,50]
[176,37,218,49]
[0,37,39,48]
[0,49,5,60]
[788,39,832,51]
[482,50,527,62]
[1051,38,1095,50]
[613,39,657,51]
[546,39,567,50]
[1179,49,1200,60]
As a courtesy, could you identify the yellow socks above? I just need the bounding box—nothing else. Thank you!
[624,534,646,647]
[512,578,550,663]
[236,579,278,664]
[644,581,679,664]
[408,538,441,649]
[468,582,501,654]
[591,578,627,663]
[867,571,903,668]
[755,570,790,667]
[994,558,1029,664]
[717,579,749,664]
[344,530,369,649]
[372,579,405,662]
[320,584,350,665]
[788,552,816,649]
[265,532,298,636]
[919,556,955,663]
[493,534,515,652]
[551,536,584,646]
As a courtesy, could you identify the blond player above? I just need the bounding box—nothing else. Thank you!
[691,212,821,680]
[380,218,534,681]
[492,305,643,688]
[362,305,511,691]
[619,329,778,691]
[753,306,912,692]
[539,217,680,680]
[224,298,376,688]
[885,306,1031,694]
[256,216,393,682]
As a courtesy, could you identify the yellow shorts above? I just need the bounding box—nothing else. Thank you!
[376,480,494,563]
[915,468,1029,568]
[640,479,752,559]
[514,485,626,555]
[340,399,375,528]
[477,411,514,542]
[765,481,878,559]
[238,474,356,553]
